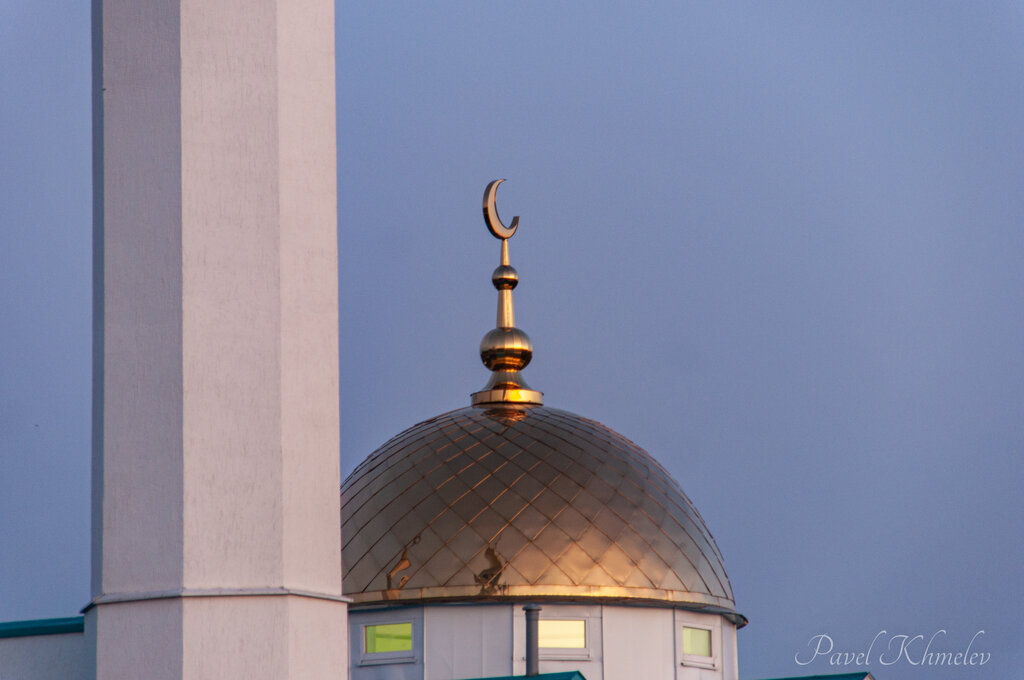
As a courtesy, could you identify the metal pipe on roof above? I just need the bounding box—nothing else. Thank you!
[524,604,541,676]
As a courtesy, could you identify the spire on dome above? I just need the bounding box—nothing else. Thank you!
[471,179,543,407]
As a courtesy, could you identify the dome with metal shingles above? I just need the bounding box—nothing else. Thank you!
[341,181,742,623]
[341,404,740,620]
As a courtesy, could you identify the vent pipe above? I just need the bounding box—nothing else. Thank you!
[524,604,541,676]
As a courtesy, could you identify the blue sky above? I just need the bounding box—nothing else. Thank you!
[2,2,1022,679]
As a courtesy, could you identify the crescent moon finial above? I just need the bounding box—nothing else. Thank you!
[471,179,542,407]
[483,179,519,240]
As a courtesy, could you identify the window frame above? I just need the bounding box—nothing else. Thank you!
[537,616,593,661]
[358,619,417,666]
[674,611,720,670]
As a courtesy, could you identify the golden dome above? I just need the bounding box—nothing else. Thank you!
[341,404,741,622]
[341,181,742,623]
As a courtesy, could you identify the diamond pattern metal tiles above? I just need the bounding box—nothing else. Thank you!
[341,406,737,613]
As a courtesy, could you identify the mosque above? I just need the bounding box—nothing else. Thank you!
[0,3,876,680]
[341,180,744,680]
[0,180,874,680]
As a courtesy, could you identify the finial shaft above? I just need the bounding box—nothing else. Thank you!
[497,241,514,328]
[497,290,515,328]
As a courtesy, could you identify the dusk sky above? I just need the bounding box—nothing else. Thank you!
[2,3,1022,679]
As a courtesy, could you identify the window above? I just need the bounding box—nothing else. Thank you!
[674,610,719,670]
[537,616,592,661]
[539,619,586,649]
[682,626,712,657]
[358,620,416,665]
[364,622,412,654]
[520,606,598,664]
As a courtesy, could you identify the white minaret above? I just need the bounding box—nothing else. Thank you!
[87,1,347,678]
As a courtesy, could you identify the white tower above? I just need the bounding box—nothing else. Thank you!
[88,1,348,678]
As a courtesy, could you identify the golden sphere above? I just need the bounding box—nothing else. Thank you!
[479,327,533,371]
[491,265,519,290]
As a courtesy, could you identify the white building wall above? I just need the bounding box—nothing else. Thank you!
[512,604,603,680]
[350,607,424,680]
[423,604,512,680]
[602,606,675,680]
[723,617,739,680]
[350,602,737,680]
[0,633,89,680]
[673,609,734,680]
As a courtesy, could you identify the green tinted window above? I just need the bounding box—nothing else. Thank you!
[682,626,711,656]
[538,619,586,648]
[364,622,412,653]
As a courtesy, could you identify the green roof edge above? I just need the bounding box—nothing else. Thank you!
[0,616,86,639]
[746,672,874,680]
[457,672,586,680]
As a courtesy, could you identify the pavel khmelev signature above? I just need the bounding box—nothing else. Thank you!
[795,630,990,667]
